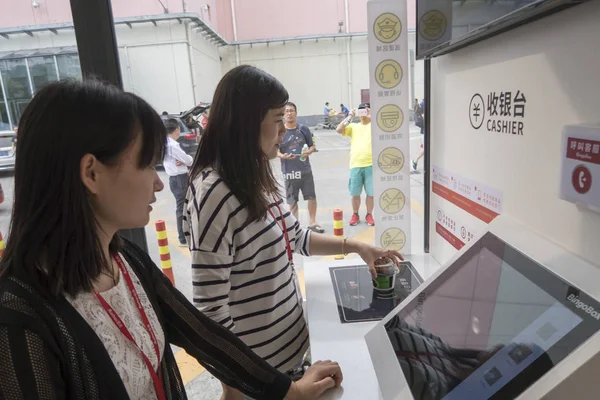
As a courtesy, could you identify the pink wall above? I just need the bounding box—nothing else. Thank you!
[230,0,415,41]
[111,0,183,18]
[0,0,415,41]
[0,0,184,28]
[214,0,234,41]
[0,0,74,27]
[231,0,347,41]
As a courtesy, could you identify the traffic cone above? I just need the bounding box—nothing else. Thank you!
[0,231,4,258]
[155,221,175,286]
[333,209,344,260]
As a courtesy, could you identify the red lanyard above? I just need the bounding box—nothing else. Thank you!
[94,254,166,400]
[267,201,294,267]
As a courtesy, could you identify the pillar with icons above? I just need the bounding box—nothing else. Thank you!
[367,0,411,254]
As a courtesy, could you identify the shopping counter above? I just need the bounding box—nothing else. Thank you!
[304,255,440,400]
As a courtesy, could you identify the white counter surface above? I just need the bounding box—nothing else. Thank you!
[304,254,440,400]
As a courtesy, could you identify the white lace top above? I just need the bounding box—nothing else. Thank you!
[67,254,166,400]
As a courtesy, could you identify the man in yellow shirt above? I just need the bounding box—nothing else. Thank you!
[336,103,375,226]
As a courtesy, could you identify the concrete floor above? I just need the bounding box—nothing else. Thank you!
[0,122,427,400]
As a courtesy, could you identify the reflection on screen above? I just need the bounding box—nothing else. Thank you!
[385,243,583,400]
[416,0,585,58]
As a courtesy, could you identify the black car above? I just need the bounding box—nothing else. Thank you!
[161,115,199,157]
[180,102,211,138]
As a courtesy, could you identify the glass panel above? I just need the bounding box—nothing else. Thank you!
[0,59,33,126]
[28,56,58,92]
[0,85,9,132]
[416,0,582,59]
[56,54,82,80]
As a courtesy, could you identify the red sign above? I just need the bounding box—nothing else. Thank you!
[432,182,499,223]
[572,165,592,194]
[566,137,600,165]
[436,222,465,250]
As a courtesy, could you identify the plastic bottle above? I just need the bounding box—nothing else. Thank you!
[300,144,309,161]
[343,111,355,127]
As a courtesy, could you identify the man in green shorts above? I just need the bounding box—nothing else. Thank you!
[336,103,374,226]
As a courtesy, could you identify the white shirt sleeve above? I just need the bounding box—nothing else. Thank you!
[169,142,194,166]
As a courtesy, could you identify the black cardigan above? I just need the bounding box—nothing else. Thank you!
[0,239,292,399]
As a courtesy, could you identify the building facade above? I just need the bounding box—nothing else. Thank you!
[0,0,423,131]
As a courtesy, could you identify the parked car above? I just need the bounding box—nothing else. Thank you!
[160,114,199,158]
[0,131,16,172]
[180,102,210,138]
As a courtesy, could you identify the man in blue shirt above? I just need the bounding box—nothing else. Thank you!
[324,102,331,116]
[278,102,325,233]
[340,103,350,117]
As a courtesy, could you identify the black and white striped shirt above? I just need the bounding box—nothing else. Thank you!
[183,169,311,372]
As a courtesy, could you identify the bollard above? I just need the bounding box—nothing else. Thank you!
[0,231,4,258]
[155,220,176,286]
[333,209,344,260]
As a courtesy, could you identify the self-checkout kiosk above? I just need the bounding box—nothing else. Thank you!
[304,1,600,399]
[361,0,600,399]
[365,215,600,400]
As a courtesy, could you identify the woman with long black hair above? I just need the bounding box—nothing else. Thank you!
[0,79,341,400]
[185,65,404,399]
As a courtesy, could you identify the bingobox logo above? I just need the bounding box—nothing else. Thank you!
[568,294,600,320]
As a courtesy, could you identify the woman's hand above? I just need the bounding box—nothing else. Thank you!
[355,242,404,277]
[287,360,343,400]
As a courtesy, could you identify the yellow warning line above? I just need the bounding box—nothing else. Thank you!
[297,268,306,299]
[411,198,425,218]
[174,349,206,385]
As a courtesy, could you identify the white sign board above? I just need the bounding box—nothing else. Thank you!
[368,0,411,253]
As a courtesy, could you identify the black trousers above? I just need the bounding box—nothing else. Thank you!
[169,173,188,244]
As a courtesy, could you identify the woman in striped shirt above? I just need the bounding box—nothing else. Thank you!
[184,65,404,399]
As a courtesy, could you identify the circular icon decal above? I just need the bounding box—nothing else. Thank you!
[469,94,485,130]
[381,228,406,251]
[572,165,592,194]
[375,59,403,89]
[376,104,404,132]
[374,13,402,44]
[379,188,406,214]
[378,147,405,174]
[419,10,447,41]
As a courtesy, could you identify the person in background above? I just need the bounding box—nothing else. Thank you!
[0,79,341,400]
[185,65,403,400]
[324,102,331,117]
[11,126,17,152]
[413,99,421,117]
[163,118,193,247]
[412,99,425,172]
[201,110,209,130]
[336,103,375,226]
[278,102,325,233]
[340,103,350,117]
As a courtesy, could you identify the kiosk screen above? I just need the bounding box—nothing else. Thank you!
[385,232,600,399]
